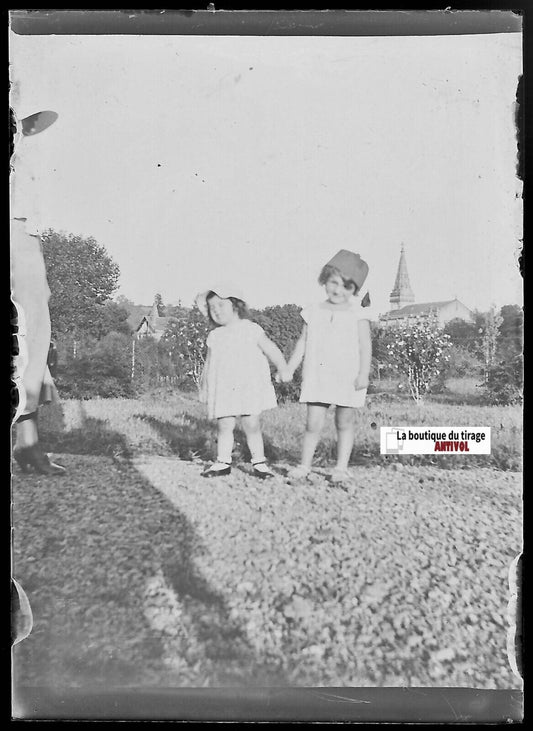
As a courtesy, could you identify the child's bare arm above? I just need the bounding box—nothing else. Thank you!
[285,326,307,378]
[354,319,372,390]
[258,333,288,376]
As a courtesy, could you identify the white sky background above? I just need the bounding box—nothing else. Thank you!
[10,30,523,316]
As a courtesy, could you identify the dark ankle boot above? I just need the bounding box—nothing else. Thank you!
[13,444,66,476]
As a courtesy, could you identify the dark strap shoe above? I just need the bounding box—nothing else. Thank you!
[201,461,231,478]
[252,462,275,479]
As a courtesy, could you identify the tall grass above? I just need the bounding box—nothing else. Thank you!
[38,386,522,472]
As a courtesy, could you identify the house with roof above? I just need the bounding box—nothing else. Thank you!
[133,298,172,341]
[379,246,474,328]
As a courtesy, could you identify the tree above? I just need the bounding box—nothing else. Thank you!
[498,304,523,359]
[115,294,135,308]
[131,337,162,390]
[248,304,303,355]
[482,304,523,405]
[443,317,483,355]
[382,315,452,404]
[154,293,166,317]
[485,355,523,405]
[95,301,132,338]
[249,304,304,402]
[55,332,134,399]
[479,306,503,384]
[41,229,120,338]
[161,305,210,389]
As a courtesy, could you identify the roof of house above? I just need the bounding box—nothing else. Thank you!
[126,305,152,332]
[380,300,462,320]
[135,314,171,333]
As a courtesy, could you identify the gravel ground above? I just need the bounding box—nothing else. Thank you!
[12,454,522,690]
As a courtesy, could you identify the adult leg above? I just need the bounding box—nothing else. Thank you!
[11,222,51,426]
[334,406,356,471]
[300,403,328,469]
[11,223,65,475]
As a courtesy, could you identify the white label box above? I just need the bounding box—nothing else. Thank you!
[380,427,491,455]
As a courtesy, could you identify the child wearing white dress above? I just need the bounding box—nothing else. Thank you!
[283,250,373,484]
[196,284,289,479]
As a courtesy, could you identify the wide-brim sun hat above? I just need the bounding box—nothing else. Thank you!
[195,283,248,316]
[325,249,369,291]
[11,107,59,152]
[12,106,59,137]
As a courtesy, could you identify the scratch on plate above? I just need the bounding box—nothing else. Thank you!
[309,690,371,704]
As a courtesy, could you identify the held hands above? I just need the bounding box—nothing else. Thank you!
[275,367,294,384]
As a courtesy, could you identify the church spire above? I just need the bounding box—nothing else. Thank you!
[389,244,415,309]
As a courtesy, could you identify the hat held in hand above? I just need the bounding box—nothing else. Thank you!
[20,110,58,136]
[326,249,369,291]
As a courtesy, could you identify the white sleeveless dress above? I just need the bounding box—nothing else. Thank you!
[299,299,373,408]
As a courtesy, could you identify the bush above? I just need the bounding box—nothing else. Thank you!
[484,355,523,405]
[55,332,135,399]
[431,345,484,394]
[161,306,210,390]
[442,345,484,379]
[380,316,452,404]
[249,304,304,403]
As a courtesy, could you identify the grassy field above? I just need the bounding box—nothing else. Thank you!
[38,383,522,472]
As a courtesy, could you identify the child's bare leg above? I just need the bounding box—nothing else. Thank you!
[300,403,328,468]
[216,416,236,463]
[334,406,356,471]
[241,414,265,463]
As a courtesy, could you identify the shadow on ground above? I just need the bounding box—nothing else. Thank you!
[12,403,289,688]
[137,413,292,465]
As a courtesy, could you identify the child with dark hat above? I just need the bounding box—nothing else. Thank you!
[283,250,373,485]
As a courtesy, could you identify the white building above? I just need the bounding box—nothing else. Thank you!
[379,247,474,327]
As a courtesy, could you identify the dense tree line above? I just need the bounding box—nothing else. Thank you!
[41,229,522,404]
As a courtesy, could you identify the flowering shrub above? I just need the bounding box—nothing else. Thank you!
[161,306,210,389]
[381,316,452,404]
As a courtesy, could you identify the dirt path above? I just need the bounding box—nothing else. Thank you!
[12,454,522,689]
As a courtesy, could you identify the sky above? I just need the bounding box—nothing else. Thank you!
[10,24,523,317]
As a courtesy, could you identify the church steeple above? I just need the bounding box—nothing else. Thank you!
[389,244,415,310]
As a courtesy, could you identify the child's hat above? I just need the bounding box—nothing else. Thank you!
[326,249,369,290]
[195,282,247,316]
